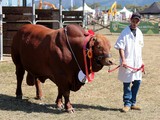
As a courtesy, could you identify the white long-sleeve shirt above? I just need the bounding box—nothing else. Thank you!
[114,26,144,83]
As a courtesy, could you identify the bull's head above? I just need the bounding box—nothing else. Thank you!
[89,34,113,72]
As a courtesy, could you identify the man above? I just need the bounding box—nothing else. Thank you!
[114,12,144,112]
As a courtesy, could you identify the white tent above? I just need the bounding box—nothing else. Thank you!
[118,7,133,19]
[75,3,95,16]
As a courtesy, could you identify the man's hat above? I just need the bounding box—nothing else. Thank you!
[131,12,141,20]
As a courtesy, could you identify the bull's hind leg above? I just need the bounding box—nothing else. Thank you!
[26,73,43,99]
[35,79,43,100]
[15,64,25,99]
[26,72,42,100]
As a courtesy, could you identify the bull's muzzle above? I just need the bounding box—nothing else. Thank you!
[98,54,113,66]
[103,58,113,66]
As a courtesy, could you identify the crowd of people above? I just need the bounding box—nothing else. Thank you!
[85,8,133,26]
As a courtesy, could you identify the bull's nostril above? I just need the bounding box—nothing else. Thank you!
[109,60,113,64]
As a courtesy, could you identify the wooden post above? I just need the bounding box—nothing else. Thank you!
[0,0,3,61]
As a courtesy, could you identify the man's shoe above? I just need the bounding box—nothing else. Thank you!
[131,106,141,110]
[121,106,130,112]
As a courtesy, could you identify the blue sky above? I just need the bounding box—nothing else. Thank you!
[2,0,160,6]
[2,0,32,6]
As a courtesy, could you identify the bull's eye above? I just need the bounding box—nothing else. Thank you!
[93,37,97,42]
[97,45,102,49]
[97,56,103,60]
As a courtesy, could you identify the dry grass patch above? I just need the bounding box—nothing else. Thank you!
[0,35,160,120]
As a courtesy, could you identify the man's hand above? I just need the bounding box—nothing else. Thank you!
[121,61,128,68]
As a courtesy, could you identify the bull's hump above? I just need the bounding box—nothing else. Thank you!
[66,24,85,37]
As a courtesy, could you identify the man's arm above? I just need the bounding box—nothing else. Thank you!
[119,49,127,68]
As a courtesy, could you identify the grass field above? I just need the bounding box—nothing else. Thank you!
[0,34,160,120]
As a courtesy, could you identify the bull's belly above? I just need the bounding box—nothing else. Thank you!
[24,65,50,77]
[21,55,52,77]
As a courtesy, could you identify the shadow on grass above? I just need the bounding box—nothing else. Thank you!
[0,94,121,114]
[73,104,121,112]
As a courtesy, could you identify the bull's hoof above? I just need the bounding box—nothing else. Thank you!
[66,108,75,113]
[35,96,43,100]
[56,104,64,111]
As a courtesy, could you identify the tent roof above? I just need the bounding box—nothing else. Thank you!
[140,2,160,14]
[75,3,95,13]
[118,7,132,14]
[118,7,133,18]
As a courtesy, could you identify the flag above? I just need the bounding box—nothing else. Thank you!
[108,1,117,16]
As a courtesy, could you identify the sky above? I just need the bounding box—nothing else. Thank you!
[1,0,32,6]
[1,0,160,6]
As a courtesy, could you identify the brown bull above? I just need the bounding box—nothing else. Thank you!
[11,24,112,113]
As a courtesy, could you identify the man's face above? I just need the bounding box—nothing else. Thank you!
[130,18,140,29]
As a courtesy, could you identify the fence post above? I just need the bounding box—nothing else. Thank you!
[59,0,63,28]
[82,0,85,28]
[0,0,3,61]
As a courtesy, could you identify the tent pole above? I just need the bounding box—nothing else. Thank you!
[0,0,3,61]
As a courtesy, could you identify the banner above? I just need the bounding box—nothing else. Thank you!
[110,21,159,34]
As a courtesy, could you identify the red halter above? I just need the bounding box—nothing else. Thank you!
[83,30,95,82]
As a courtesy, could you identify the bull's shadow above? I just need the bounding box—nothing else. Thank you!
[0,94,120,114]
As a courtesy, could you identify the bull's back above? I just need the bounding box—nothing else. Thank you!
[12,24,52,52]
[11,24,57,75]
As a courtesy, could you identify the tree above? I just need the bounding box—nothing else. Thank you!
[72,5,78,9]
[117,4,122,9]
[125,4,148,12]
[89,3,100,9]
[69,5,78,10]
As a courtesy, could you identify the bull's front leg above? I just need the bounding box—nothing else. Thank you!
[56,87,74,113]
[63,90,75,113]
[55,87,64,110]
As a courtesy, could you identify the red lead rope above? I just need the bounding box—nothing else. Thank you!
[108,64,145,73]
[108,65,120,73]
